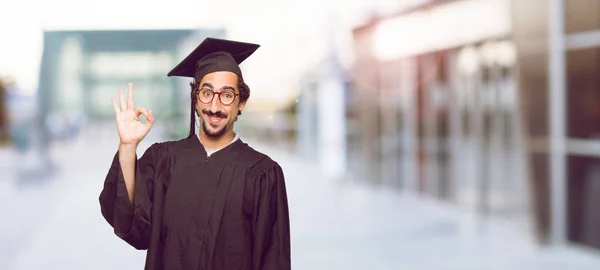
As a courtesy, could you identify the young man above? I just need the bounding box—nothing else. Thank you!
[99,37,291,270]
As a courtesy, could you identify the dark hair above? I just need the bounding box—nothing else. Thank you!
[187,75,250,138]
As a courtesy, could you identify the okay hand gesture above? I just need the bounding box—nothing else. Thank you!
[112,83,154,146]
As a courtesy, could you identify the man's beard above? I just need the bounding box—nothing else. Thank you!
[201,109,228,138]
[201,120,227,138]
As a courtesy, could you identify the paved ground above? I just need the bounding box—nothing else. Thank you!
[2,130,600,269]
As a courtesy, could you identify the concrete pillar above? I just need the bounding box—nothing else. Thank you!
[317,73,347,179]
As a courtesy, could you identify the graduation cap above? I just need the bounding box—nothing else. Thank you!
[168,37,260,80]
[167,37,260,138]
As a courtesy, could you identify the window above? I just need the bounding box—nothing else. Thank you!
[566,0,600,34]
[567,155,600,249]
[89,51,172,78]
[566,47,600,139]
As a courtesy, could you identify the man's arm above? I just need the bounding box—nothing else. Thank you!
[119,143,138,204]
[252,162,291,270]
[99,82,156,250]
[99,142,160,250]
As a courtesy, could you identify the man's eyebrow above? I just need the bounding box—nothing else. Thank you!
[200,83,235,91]
[222,85,236,91]
[200,83,214,89]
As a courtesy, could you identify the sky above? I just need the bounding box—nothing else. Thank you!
[0,0,424,107]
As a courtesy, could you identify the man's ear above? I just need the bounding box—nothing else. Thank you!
[238,100,246,114]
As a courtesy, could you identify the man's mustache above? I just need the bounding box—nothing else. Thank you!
[202,109,228,118]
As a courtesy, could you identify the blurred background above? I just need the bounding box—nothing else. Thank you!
[3,0,600,269]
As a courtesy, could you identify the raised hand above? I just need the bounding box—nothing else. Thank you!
[112,83,154,146]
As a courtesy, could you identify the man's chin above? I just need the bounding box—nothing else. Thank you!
[202,121,227,138]
[207,130,225,137]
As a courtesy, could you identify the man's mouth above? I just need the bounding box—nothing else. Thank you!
[208,116,225,125]
[202,110,228,126]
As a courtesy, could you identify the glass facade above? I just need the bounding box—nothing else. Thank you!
[348,0,600,250]
[565,0,600,250]
[38,29,210,139]
[565,0,600,34]
[566,47,600,139]
[349,26,528,215]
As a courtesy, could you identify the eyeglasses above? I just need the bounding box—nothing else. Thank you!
[197,88,239,105]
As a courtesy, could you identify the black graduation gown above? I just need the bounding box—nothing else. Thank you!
[98,136,291,270]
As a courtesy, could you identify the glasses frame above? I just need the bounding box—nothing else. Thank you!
[197,88,240,105]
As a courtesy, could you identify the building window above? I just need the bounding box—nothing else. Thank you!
[566,47,600,139]
[567,155,600,249]
[566,0,600,34]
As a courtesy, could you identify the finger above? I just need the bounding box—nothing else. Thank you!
[118,87,126,112]
[146,110,155,127]
[133,106,142,118]
[111,97,120,115]
[135,106,149,117]
[127,82,134,110]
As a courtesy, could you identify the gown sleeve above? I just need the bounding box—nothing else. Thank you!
[99,142,161,250]
[251,161,291,270]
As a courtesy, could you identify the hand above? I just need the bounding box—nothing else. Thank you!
[112,83,154,146]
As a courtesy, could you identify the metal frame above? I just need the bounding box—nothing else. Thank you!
[566,30,600,50]
[566,139,600,157]
[401,57,418,193]
[551,0,600,246]
[549,0,567,245]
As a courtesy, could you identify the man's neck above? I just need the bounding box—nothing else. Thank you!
[198,131,235,152]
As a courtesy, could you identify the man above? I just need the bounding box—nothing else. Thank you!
[99,37,291,270]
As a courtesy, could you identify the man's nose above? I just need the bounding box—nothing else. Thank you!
[209,95,221,112]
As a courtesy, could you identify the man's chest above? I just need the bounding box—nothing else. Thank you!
[159,160,251,230]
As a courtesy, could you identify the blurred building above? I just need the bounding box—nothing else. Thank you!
[350,0,522,223]
[0,79,8,144]
[295,53,351,178]
[37,28,224,141]
[344,0,600,251]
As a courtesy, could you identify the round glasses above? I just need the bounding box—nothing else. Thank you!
[197,88,239,105]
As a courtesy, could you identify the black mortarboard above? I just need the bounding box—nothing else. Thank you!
[167,37,260,80]
[167,37,260,138]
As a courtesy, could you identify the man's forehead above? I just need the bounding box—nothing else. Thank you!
[199,82,237,91]
[200,72,238,85]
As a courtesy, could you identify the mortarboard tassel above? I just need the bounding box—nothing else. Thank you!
[188,98,196,138]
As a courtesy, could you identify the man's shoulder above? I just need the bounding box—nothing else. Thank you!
[151,135,195,149]
[141,136,193,156]
[163,136,190,147]
[237,142,282,174]
[232,141,272,167]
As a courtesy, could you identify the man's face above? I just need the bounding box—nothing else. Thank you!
[196,71,246,138]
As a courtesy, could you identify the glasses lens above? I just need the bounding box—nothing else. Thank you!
[220,91,236,105]
[199,89,213,103]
